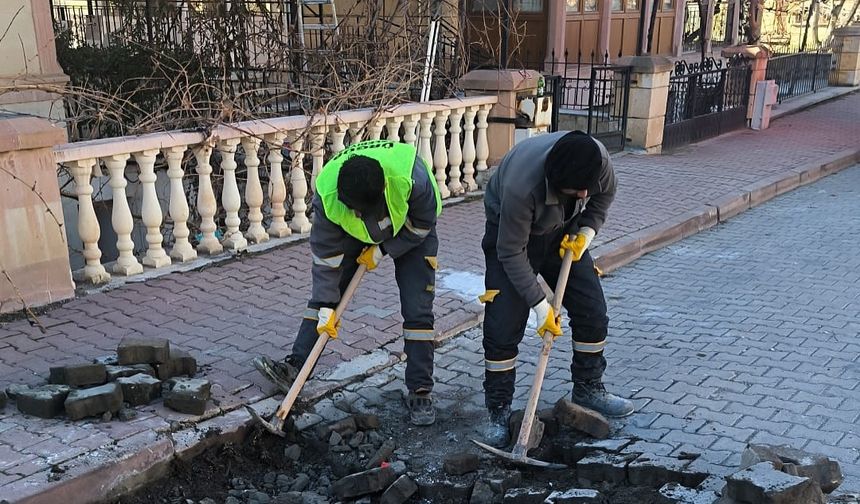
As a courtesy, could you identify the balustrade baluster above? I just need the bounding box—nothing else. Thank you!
[134,149,171,268]
[193,144,223,255]
[289,132,312,233]
[367,118,385,140]
[164,146,197,262]
[386,116,404,143]
[418,112,433,175]
[330,123,347,154]
[241,136,268,244]
[104,154,142,275]
[433,110,451,199]
[347,124,363,146]
[403,114,419,148]
[310,126,325,191]
[461,106,478,192]
[265,133,290,238]
[475,104,491,187]
[217,139,248,251]
[69,158,110,283]
[447,108,464,196]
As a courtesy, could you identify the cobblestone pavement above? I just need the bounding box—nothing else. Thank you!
[0,93,858,498]
[354,164,859,493]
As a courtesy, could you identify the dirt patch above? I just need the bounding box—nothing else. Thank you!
[116,387,685,504]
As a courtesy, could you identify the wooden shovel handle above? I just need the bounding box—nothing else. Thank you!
[512,251,574,456]
[275,264,369,422]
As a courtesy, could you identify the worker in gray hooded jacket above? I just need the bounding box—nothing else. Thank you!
[479,131,634,447]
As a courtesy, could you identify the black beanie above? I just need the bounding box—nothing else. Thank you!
[544,131,603,192]
[338,155,385,215]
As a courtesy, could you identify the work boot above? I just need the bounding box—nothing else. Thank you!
[572,380,635,418]
[253,356,299,394]
[406,391,436,426]
[482,405,512,448]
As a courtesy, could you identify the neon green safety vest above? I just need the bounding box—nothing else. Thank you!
[316,140,442,244]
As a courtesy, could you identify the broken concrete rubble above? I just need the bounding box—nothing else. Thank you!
[331,466,396,500]
[366,438,396,469]
[627,454,708,488]
[483,468,523,494]
[725,461,826,504]
[658,482,717,503]
[117,336,171,364]
[443,452,480,476]
[49,363,107,387]
[577,452,639,485]
[553,398,610,439]
[414,474,475,502]
[15,384,70,418]
[155,348,198,380]
[106,364,156,381]
[544,488,604,503]
[64,382,123,420]
[470,480,495,504]
[379,474,418,504]
[116,373,161,406]
[504,487,551,504]
[163,377,211,415]
[741,443,843,494]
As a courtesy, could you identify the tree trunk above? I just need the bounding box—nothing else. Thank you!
[801,0,818,51]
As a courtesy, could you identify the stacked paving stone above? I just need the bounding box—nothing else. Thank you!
[4,336,209,420]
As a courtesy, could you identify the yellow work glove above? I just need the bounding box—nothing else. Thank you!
[316,307,340,339]
[357,245,384,271]
[559,226,596,262]
[532,298,563,339]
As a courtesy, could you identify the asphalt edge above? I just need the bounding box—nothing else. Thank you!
[9,148,860,504]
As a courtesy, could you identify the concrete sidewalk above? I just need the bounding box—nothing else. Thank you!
[0,92,858,502]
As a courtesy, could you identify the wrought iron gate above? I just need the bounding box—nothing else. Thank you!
[663,57,751,151]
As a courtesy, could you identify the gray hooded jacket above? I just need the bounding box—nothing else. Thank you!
[484,131,617,307]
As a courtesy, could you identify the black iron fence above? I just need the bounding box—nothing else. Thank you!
[663,57,751,150]
[511,50,632,151]
[765,51,833,103]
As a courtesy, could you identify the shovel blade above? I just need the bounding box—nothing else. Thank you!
[245,405,287,438]
[471,439,566,469]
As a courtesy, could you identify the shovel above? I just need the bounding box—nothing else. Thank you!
[472,250,574,469]
[247,264,368,436]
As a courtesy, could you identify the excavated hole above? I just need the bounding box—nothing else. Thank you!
[117,391,709,504]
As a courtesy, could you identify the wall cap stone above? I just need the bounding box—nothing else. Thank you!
[833,23,860,37]
[458,69,542,92]
[615,55,673,73]
[0,114,67,153]
[721,44,772,59]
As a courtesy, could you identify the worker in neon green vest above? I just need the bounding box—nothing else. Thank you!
[254,139,443,426]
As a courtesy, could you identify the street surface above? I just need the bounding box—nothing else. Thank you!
[353,164,860,493]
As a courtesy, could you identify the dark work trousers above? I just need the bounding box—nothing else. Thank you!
[288,229,438,393]
[481,222,609,410]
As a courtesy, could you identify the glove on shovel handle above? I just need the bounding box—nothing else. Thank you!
[271,264,369,427]
[512,250,574,457]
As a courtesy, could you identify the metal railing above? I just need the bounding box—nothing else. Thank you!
[663,57,751,150]
[765,50,834,103]
[507,50,631,151]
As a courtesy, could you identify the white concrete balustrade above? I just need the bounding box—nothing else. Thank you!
[54,97,498,284]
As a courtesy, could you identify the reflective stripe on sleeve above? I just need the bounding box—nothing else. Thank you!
[404,218,431,238]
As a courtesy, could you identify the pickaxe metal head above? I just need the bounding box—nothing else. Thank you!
[245,405,287,438]
[471,439,566,469]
